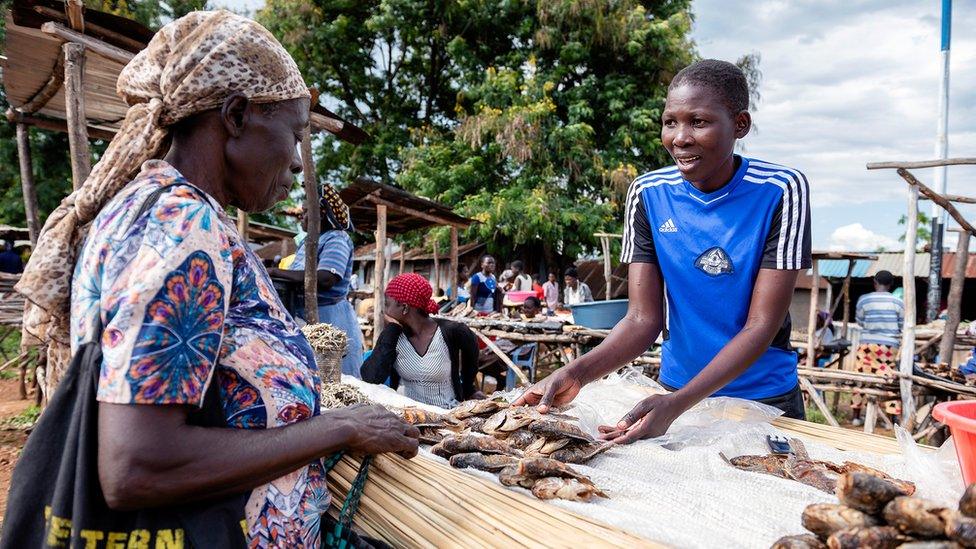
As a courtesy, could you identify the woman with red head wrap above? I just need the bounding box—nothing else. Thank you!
[362,273,482,407]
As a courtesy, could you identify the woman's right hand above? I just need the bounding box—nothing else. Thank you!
[338,404,420,458]
[512,363,586,413]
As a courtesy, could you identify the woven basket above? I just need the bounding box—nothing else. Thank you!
[313,348,344,385]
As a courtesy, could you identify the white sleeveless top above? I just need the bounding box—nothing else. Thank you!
[395,327,458,408]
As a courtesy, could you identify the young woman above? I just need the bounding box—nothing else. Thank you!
[516,59,811,443]
[468,255,499,314]
[362,273,480,407]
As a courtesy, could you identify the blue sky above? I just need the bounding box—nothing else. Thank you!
[228,0,975,250]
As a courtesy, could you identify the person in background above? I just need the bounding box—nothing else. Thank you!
[532,275,545,301]
[852,270,904,424]
[814,310,835,368]
[563,267,593,305]
[498,267,514,292]
[270,185,364,378]
[0,240,24,274]
[521,296,542,320]
[510,260,533,292]
[362,273,481,407]
[543,272,560,314]
[454,264,471,304]
[469,255,498,314]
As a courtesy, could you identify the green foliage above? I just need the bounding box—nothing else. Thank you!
[1,405,41,430]
[898,211,932,250]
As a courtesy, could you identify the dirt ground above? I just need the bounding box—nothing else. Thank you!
[0,378,32,520]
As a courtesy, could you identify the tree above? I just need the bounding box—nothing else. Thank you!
[898,211,932,251]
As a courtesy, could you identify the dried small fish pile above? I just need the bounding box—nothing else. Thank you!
[772,477,976,549]
[320,383,369,409]
[301,323,348,353]
[723,439,916,495]
[404,400,612,503]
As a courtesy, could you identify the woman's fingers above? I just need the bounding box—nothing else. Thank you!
[537,380,560,413]
[616,395,656,430]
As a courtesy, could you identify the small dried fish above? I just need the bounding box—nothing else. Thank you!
[449,452,519,473]
[531,477,608,502]
[825,526,907,549]
[402,407,461,429]
[943,510,976,547]
[498,457,594,488]
[524,436,570,456]
[550,441,614,464]
[801,504,878,540]
[504,430,538,450]
[461,416,486,433]
[721,453,791,480]
[483,407,541,435]
[883,497,948,538]
[771,534,827,549]
[418,427,449,445]
[449,400,509,420]
[960,484,976,519]
[836,472,912,515]
[528,419,594,443]
[430,434,521,458]
[301,323,348,352]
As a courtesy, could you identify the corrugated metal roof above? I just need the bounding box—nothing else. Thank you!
[865,252,931,277]
[814,259,873,278]
[811,251,976,279]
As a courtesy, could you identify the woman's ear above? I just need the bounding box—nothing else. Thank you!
[221,93,250,137]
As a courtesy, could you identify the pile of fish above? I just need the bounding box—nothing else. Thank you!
[400,400,612,502]
[722,439,915,495]
[772,474,976,549]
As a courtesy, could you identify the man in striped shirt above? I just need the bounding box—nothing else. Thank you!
[852,270,904,423]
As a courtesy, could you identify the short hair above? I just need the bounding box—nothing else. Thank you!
[564,267,579,279]
[523,296,541,308]
[669,59,749,115]
[874,270,895,287]
[511,260,524,270]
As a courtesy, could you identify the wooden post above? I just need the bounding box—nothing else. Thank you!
[806,259,820,367]
[600,235,611,301]
[399,241,406,274]
[864,398,879,435]
[63,43,90,190]
[799,377,840,427]
[939,228,970,365]
[450,227,459,301]
[373,205,387,346]
[841,260,854,338]
[300,128,320,324]
[236,209,249,243]
[15,124,40,245]
[433,240,441,293]
[899,184,919,428]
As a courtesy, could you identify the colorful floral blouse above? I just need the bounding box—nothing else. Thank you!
[71,160,328,547]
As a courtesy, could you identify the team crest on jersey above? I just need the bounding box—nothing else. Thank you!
[695,247,734,276]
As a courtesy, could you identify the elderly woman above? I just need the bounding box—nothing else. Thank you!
[362,274,480,407]
[270,187,363,377]
[16,12,417,546]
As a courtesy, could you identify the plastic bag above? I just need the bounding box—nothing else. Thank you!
[895,426,964,505]
[567,367,782,450]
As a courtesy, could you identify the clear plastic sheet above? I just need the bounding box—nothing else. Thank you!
[895,426,964,505]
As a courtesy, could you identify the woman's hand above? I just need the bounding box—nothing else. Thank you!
[512,364,586,413]
[338,404,420,458]
[596,393,687,444]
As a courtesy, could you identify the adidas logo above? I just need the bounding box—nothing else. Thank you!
[659,218,678,233]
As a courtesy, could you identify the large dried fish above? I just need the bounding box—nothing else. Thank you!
[771,534,827,549]
[403,407,461,429]
[787,456,843,494]
[943,510,976,548]
[898,542,963,549]
[504,430,538,450]
[801,504,878,540]
[825,526,907,549]
[449,453,519,473]
[550,441,614,464]
[836,472,912,515]
[498,457,593,488]
[840,462,916,496]
[883,497,948,538]
[418,427,450,445]
[449,400,509,420]
[531,477,608,502]
[721,453,792,480]
[528,418,594,443]
[524,436,570,456]
[483,407,542,436]
[430,434,521,458]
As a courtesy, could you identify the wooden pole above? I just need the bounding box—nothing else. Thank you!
[6,109,115,141]
[897,169,976,236]
[600,235,611,301]
[300,128,320,324]
[236,209,249,243]
[939,228,970,365]
[399,242,406,275]
[373,205,388,346]
[806,259,820,366]
[41,22,134,65]
[433,240,441,293]
[63,42,90,190]
[471,328,530,385]
[866,158,976,170]
[15,124,40,245]
[799,377,840,427]
[899,184,919,428]
[841,260,854,338]
[450,227,459,301]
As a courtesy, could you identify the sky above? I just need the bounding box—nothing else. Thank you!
[225,0,974,251]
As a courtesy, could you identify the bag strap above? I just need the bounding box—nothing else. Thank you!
[321,453,373,549]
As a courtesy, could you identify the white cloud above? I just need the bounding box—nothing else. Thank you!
[828,223,899,252]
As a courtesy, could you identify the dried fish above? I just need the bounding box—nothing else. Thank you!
[483,407,541,436]
[528,419,594,443]
[301,323,348,352]
[418,427,449,445]
[788,456,843,494]
[883,497,948,538]
[960,485,976,519]
[498,457,593,488]
[898,542,962,549]
[721,453,791,480]
[430,434,521,458]
[825,526,907,549]
[449,400,509,420]
[504,430,538,450]
[943,510,976,548]
[524,436,570,456]
[461,417,486,434]
[840,462,916,496]
[319,383,368,409]
[402,407,461,429]
[449,453,519,473]
[550,441,614,464]
[531,477,608,502]
[801,504,878,540]
[836,472,912,515]
[771,534,827,549]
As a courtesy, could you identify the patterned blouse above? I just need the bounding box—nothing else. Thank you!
[71,160,328,548]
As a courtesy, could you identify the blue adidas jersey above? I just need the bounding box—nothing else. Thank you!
[620,156,811,399]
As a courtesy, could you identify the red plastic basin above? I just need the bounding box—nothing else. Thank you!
[933,400,976,485]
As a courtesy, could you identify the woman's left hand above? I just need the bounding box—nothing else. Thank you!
[596,393,687,444]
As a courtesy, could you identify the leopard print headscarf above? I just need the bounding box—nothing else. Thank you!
[320,184,353,232]
[16,11,310,382]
